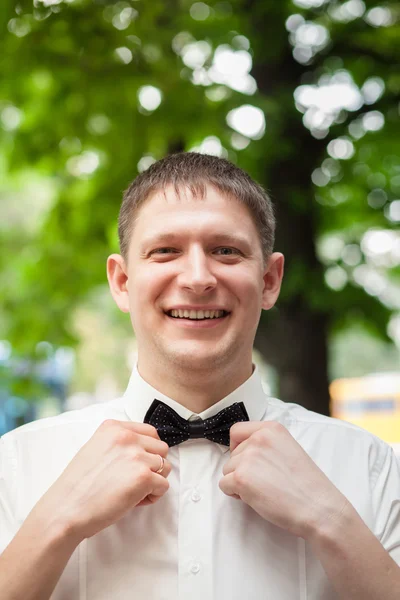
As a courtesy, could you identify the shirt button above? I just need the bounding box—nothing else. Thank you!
[190,562,201,574]
[191,490,201,502]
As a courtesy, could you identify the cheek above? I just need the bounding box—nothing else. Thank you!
[235,272,263,305]
[131,268,172,309]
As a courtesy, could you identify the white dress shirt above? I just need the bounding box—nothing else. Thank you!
[1,363,399,600]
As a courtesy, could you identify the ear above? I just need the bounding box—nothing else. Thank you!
[261,252,285,311]
[106,253,130,313]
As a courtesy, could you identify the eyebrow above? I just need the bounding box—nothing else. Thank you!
[140,232,253,251]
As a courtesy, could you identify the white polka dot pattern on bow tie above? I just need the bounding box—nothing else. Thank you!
[143,400,250,447]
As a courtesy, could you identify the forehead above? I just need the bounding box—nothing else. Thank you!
[132,184,256,236]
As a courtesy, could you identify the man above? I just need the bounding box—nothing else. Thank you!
[0,152,399,599]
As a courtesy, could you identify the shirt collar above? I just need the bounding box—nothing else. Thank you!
[123,362,268,447]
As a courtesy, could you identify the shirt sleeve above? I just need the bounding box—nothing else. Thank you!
[371,442,400,564]
[0,434,19,554]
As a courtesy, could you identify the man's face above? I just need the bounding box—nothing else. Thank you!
[109,185,283,373]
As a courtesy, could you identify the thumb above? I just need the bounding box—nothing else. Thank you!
[229,421,263,453]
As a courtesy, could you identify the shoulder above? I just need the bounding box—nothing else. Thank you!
[0,395,128,460]
[266,393,386,439]
[264,396,394,484]
[0,396,131,514]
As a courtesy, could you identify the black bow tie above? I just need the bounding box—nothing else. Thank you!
[143,399,250,447]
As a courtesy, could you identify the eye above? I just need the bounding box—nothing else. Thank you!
[150,247,178,255]
[214,247,241,256]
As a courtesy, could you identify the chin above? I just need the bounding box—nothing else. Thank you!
[164,347,228,371]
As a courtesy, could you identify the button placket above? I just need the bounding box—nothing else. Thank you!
[191,488,202,502]
[178,442,213,599]
[190,562,201,574]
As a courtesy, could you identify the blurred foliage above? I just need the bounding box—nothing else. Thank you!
[0,0,399,408]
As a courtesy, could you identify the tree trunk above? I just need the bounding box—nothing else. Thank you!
[248,4,332,414]
[255,310,331,415]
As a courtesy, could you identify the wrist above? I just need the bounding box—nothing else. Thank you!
[306,496,355,548]
[27,503,84,551]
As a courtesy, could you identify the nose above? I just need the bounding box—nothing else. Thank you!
[177,246,217,294]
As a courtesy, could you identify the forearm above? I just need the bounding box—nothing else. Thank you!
[308,502,400,599]
[0,511,80,600]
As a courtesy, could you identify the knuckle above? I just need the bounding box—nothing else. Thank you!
[100,419,116,430]
[233,467,248,489]
[268,420,284,433]
[253,429,268,446]
[136,466,152,485]
[113,429,134,445]
[130,447,146,462]
[140,424,159,438]
[246,446,260,461]
[159,441,169,455]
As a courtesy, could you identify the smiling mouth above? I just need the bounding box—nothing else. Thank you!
[165,309,230,321]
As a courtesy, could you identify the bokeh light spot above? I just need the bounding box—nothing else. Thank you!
[226,105,265,139]
[327,137,355,160]
[114,47,133,64]
[137,86,163,111]
[137,155,157,173]
[190,2,210,20]
[1,105,23,131]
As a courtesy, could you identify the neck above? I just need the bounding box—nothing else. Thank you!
[137,354,254,413]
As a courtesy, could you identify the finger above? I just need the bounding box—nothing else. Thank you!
[219,472,241,499]
[148,453,171,477]
[108,421,169,457]
[135,472,170,507]
[137,484,170,506]
[229,437,251,459]
[136,468,171,507]
[148,471,170,497]
[135,450,172,477]
[137,434,170,458]
[117,421,162,440]
[222,454,240,476]
[229,422,266,453]
[136,496,155,507]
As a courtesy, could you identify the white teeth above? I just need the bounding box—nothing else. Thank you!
[168,309,226,320]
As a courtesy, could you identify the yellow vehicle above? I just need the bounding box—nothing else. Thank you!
[330,372,400,454]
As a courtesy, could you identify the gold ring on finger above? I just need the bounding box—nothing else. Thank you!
[155,455,164,474]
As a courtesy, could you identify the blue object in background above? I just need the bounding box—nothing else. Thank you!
[0,342,74,436]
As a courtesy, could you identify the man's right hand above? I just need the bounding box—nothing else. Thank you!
[29,419,171,543]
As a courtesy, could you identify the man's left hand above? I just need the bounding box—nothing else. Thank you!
[219,421,350,540]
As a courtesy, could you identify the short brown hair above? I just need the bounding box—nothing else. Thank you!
[118,152,276,262]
